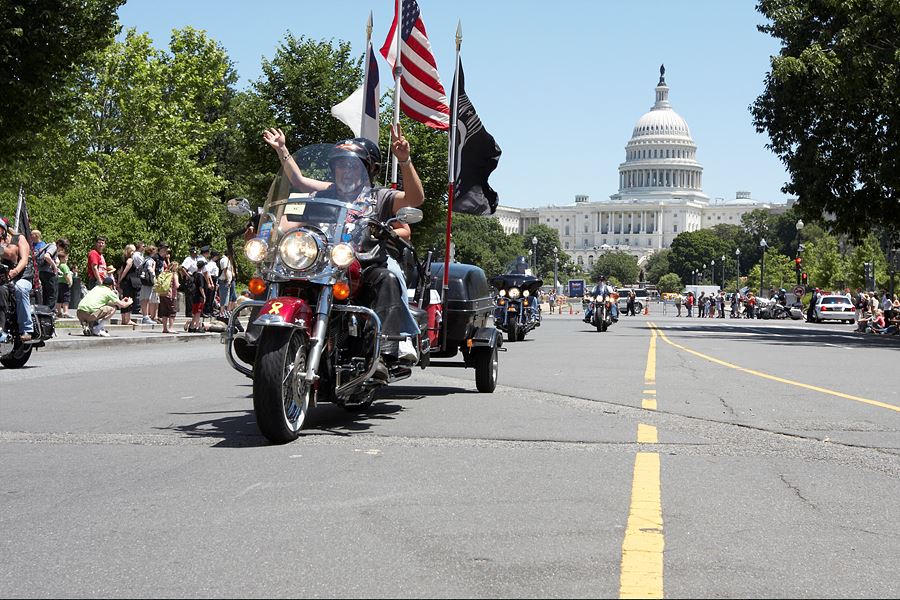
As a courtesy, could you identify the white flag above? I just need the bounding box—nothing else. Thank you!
[330,41,380,144]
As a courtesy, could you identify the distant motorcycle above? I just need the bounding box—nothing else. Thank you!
[491,257,542,343]
[589,293,616,332]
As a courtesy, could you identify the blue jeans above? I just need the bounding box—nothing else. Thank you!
[217,281,236,307]
[14,278,33,334]
[386,256,419,337]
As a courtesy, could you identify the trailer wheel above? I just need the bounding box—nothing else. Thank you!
[475,344,498,393]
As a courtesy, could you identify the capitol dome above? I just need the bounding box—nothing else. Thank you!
[614,65,707,201]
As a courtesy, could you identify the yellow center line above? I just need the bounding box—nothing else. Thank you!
[619,452,664,599]
[644,325,658,386]
[641,397,658,410]
[637,424,658,444]
[649,323,900,414]
[643,390,657,394]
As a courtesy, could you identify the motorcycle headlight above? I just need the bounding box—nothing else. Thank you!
[244,238,268,263]
[330,243,355,268]
[595,295,602,302]
[499,289,506,297]
[523,290,530,297]
[278,230,319,271]
[508,287,521,299]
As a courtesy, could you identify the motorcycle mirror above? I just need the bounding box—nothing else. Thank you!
[395,207,423,225]
[226,197,252,217]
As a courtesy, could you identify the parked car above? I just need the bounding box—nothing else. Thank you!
[812,294,856,323]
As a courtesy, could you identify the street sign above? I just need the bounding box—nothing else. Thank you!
[568,279,585,298]
[793,285,805,297]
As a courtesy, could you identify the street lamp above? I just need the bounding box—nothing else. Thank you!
[528,248,533,273]
[702,263,707,285]
[760,238,768,297]
[711,259,716,287]
[553,246,559,295]
[532,236,538,273]
[735,248,741,294]
[692,269,697,285]
[721,254,726,290]
[795,219,805,286]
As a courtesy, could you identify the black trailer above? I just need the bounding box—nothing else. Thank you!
[429,262,502,393]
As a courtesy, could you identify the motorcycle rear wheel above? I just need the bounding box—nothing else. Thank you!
[0,346,32,369]
[253,328,311,444]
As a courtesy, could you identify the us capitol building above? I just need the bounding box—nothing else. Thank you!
[492,66,785,271]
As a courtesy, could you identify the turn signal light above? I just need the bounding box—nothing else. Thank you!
[248,277,267,296]
[333,281,350,300]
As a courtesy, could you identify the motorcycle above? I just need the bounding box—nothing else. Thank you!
[758,297,789,320]
[0,265,55,368]
[490,257,542,342]
[589,292,617,332]
[223,145,441,444]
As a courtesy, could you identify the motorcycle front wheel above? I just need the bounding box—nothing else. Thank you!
[253,328,312,444]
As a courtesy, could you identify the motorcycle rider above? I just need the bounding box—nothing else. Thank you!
[583,276,619,323]
[261,125,424,365]
[0,218,35,342]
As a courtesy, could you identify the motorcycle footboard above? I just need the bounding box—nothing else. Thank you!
[224,300,265,377]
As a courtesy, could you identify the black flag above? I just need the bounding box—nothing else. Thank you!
[450,61,501,215]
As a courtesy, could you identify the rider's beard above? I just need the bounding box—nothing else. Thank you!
[336,173,365,196]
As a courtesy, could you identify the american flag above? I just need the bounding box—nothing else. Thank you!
[380,0,449,130]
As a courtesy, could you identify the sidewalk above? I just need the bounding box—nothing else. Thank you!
[43,316,220,352]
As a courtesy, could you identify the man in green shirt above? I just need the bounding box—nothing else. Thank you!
[76,276,133,337]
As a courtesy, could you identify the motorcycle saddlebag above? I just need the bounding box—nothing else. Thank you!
[34,306,55,340]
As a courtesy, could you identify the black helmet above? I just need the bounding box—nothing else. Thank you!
[329,138,382,183]
[599,275,607,282]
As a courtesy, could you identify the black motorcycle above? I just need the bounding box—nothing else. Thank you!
[0,265,55,368]
[491,258,542,343]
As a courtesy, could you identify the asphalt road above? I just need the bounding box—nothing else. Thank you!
[1,311,898,598]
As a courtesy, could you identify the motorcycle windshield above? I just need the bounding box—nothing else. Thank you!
[254,143,380,276]
[491,257,543,292]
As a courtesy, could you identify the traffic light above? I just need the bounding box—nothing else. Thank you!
[801,272,808,284]
[795,257,802,266]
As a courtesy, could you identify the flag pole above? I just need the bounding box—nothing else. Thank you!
[390,0,403,188]
[440,20,462,351]
[363,12,373,145]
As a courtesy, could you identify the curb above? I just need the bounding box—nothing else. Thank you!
[41,332,221,352]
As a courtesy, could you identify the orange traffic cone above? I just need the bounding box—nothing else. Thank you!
[643,304,649,316]
[569,304,573,315]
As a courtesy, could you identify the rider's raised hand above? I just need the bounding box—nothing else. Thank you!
[262,128,287,152]
[390,124,410,163]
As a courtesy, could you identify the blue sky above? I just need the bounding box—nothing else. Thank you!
[118,0,790,209]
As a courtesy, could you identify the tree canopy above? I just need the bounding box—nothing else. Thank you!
[751,0,900,238]
[0,0,124,161]
[590,251,639,285]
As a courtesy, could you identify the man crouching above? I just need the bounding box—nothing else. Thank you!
[76,275,133,337]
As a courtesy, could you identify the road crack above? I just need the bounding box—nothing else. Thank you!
[778,473,818,510]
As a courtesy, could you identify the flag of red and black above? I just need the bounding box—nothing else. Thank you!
[450,61,501,215]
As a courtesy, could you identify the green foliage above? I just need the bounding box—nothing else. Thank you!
[752,0,900,238]
[450,214,523,279]
[644,249,671,284]
[657,273,683,294]
[0,28,235,271]
[845,234,889,290]
[0,0,124,161]
[668,229,730,283]
[590,251,639,285]
[802,234,846,290]
[522,224,573,280]
[745,248,796,294]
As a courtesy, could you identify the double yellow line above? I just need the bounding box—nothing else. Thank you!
[620,326,663,599]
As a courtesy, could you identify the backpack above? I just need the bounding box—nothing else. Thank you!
[139,258,155,286]
[153,270,173,295]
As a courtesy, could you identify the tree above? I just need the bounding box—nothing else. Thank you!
[591,251,639,285]
[523,224,574,280]
[0,0,124,161]
[1,28,235,271]
[751,0,900,238]
[644,249,671,284]
[845,234,889,290]
[657,273,683,294]
[668,229,730,283]
[803,233,846,291]
[450,214,522,279]
[746,248,795,294]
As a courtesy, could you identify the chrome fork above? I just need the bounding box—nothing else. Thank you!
[304,286,333,384]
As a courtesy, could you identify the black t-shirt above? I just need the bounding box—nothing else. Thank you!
[192,272,206,304]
